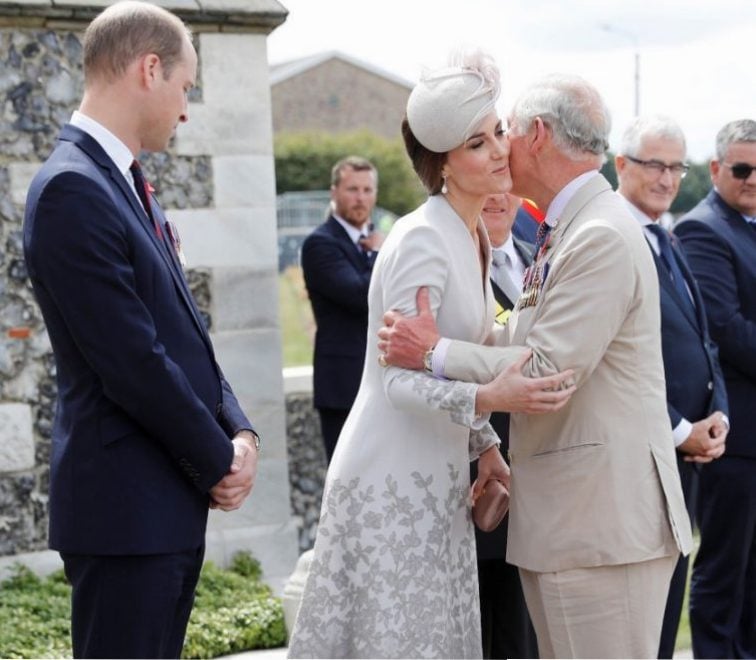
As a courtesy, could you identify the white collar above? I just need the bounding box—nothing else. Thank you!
[545,170,600,227]
[620,196,668,255]
[333,214,369,244]
[620,196,655,227]
[492,234,518,260]
[70,110,135,178]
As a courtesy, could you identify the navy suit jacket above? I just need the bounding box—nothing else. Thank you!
[649,233,727,431]
[473,237,533,560]
[301,216,374,411]
[23,125,253,555]
[512,207,539,243]
[675,190,756,459]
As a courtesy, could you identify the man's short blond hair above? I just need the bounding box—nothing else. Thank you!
[83,1,191,84]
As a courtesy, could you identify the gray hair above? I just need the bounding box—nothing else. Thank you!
[510,74,611,161]
[620,115,686,157]
[715,119,756,160]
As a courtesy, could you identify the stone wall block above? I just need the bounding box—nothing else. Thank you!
[176,32,273,156]
[168,206,278,270]
[213,154,276,209]
[0,403,35,472]
[211,266,279,331]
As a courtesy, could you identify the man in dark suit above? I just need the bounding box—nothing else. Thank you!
[674,118,756,659]
[22,3,259,657]
[474,193,538,659]
[301,156,382,462]
[615,115,729,658]
[511,203,540,243]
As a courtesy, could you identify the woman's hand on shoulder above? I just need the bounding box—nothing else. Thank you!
[475,349,575,414]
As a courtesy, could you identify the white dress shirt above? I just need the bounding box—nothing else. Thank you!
[333,214,370,252]
[69,111,144,210]
[491,234,527,296]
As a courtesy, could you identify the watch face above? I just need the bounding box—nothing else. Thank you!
[423,349,433,372]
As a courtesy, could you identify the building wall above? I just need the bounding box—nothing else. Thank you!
[272,58,411,140]
[0,1,298,589]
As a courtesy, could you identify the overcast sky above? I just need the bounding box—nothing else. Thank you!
[267,0,756,162]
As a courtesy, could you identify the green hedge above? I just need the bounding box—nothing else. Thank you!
[275,129,426,216]
[0,551,286,659]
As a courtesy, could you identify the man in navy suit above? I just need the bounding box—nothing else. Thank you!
[301,156,382,462]
[475,193,538,660]
[615,115,729,658]
[23,3,259,657]
[674,118,756,659]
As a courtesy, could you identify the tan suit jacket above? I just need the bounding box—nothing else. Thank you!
[445,174,693,572]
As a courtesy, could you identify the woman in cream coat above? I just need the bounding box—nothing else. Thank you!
[287,52,573,660]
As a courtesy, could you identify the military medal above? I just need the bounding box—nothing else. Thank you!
[165,220,187,267]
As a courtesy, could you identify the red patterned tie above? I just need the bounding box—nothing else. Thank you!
[130,160,162,239]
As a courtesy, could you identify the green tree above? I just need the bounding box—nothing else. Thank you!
[671,161,711,215]
[274,130,425,216]
[600,151,618,189]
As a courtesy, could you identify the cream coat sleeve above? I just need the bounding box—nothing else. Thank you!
[380,223,487,429]
[468,423,500,461]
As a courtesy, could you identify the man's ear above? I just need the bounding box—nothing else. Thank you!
[709,158,720,182]
[530,117,550,154]
[615,154,626,174]
[140,53,162,89]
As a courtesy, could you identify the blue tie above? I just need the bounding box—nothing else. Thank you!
[647,224,693,309]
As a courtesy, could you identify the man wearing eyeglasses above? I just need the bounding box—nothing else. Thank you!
[615,115,729,659]
[674,119,756,659]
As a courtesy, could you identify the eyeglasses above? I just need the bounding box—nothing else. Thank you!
[723,162,756,180]
[625,155,690,178]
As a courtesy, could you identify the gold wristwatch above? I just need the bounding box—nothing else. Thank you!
[422,345,435,373]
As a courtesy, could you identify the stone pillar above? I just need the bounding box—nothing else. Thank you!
[0,0,297,589]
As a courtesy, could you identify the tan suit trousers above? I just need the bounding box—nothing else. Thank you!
[519,554,678,659]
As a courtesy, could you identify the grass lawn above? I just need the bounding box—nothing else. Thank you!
[675,533,699,654]
[278,266,314,367]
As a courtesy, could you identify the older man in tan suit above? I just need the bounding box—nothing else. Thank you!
[379,75,692,659]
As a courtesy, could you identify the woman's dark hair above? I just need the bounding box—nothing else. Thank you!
[401,117,447,195]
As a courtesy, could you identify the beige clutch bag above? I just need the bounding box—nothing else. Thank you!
[472,479,510,532]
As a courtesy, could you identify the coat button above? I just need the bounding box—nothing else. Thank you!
[707,381,714,391]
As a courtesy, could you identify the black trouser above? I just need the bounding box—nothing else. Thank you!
[658,456,699,658]
[690,457,756,659]
[62,545,204,658]
[318,407,349,464]
[478,557,539,659]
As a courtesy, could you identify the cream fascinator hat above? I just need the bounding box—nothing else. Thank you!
[406,50,501,153]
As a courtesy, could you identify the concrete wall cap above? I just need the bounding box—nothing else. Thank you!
[0,0,289,33]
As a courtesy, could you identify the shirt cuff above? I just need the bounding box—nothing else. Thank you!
[431,337,451,379]
[673,418,693,447]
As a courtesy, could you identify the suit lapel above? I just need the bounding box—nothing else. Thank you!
[544,175,614,255]
[151,201,212,342]
[326,216,370,272]
[713,190,756,246]
[513,237,534,266]
[490,237,531,322]
[649,245,699,331]
[61,126,169,262]
[670,237,712,334]
[490,279,516,310]
[60,125,211,343]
